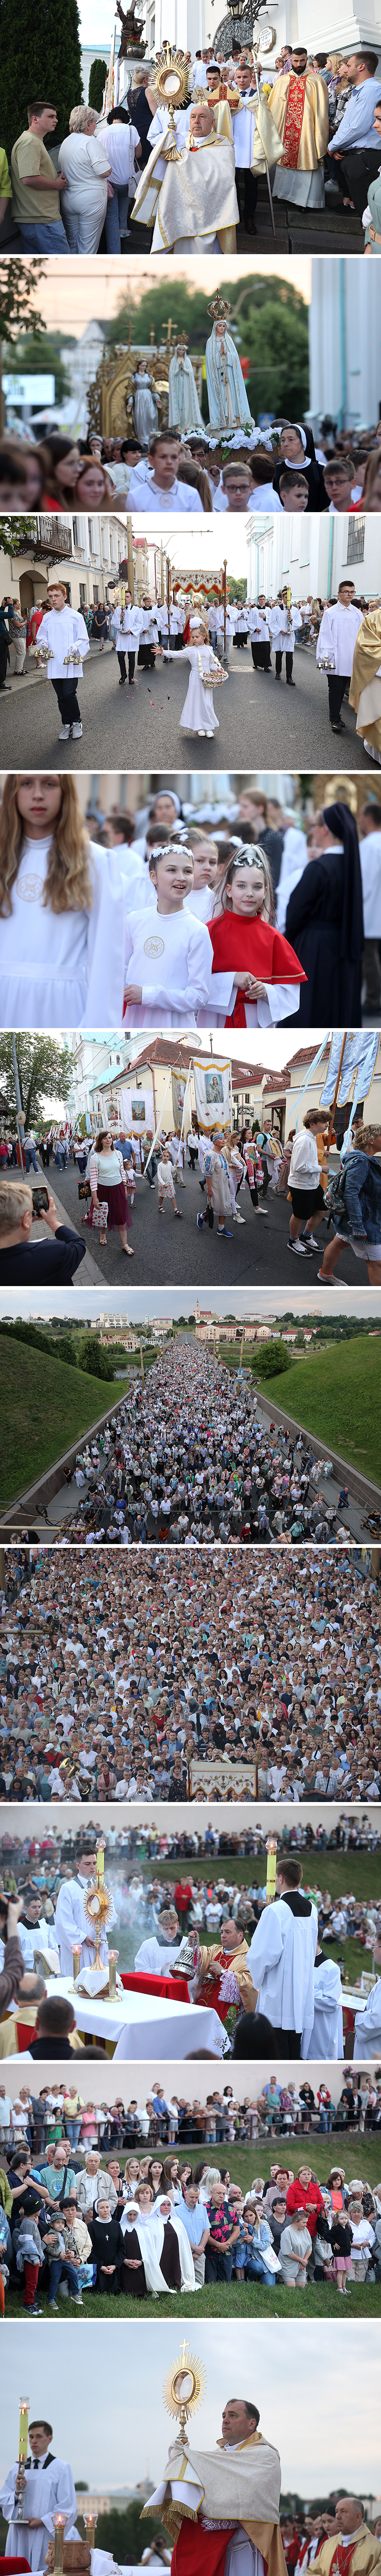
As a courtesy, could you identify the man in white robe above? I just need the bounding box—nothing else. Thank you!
[141,2393,287,2576]
[303,1958,343,2060]
[54,1848,117,1976]
[0,2418,78,2573]
[353,1931,381,2057]
[131,103,238,253]
[316,580,362,735]
[245,1858,318,2056]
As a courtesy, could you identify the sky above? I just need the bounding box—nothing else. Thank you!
[21,256,311,339]
[1,2320,381,2495]
[0,1286,377,1320]
[133,513,253,576]
[1,1795,377,1840]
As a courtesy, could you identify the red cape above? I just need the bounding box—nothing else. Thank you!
[207,911,306,1028]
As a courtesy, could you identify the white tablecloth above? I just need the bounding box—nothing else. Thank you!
[44,1974,226,2059]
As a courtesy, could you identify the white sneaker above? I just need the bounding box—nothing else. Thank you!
[198,730,206,737]
[234,1212,245,1224]
[302,1230,319,1250]
[59,724,70,740]
[71,722,82,738]
[205,729,214,737]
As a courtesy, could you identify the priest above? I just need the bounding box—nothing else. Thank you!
[267,48,329,207]
[54,1847,117,1977]
[317,2500,381,2576]
[192,1915,257,2019]
[244,1857,318,2057]
[131,101,238,253]
[142,2391,288,2576]
[0,2417,78,2573]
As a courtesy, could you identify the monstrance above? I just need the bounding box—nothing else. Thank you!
[162,2342,207,2437]
[153,45,190,156]
[76,1842,115,1992]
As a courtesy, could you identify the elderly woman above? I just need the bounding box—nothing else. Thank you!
[58,106,111,254]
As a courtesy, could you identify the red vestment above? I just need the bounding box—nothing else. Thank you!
[207,911,306,1028]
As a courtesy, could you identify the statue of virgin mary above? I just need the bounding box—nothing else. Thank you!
[205,293,253,433]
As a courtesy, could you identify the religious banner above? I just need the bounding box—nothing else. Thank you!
[193,1057,231,1131]
[121,1085,154,1132]
[190,1758,258,1798]
[319,1030,379,1109]
[171,1072,187,1128]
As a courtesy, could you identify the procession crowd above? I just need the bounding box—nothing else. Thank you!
[0,1538,380,1803]
[5,416,381,524]
[2,46,381,262]
[1,2122,381,2307]
[11,1343,375,1558]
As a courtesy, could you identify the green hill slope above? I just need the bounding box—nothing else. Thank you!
[0,1340,116,1500]
[254,1334,381,1485]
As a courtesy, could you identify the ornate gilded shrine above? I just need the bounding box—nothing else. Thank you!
[88,321,204,439]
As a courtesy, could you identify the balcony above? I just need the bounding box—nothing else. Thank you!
[13,515,73,561]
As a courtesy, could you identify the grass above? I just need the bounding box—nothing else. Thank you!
[7,2140,381,2319]
[0,1341,117,1501]
[251,1336,381,1488]
[147,1850,379,1901]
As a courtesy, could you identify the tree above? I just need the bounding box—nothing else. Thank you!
[107,274,310,422]
[0,1032,73,1131]
[5,330,71,402]
[251,1340,292,1380]
[0,0,83,161]
[0,259,46,433]
[78,1337,116,1381]
[0,516,40,556]
[95,2505,167,2564]
[89,58,108,111]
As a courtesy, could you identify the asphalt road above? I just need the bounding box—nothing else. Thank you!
[0,640,372,775]
[52,1154,368,1290]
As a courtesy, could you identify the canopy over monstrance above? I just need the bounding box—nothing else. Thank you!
[88,322,204,439]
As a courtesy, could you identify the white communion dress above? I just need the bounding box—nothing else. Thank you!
[162,642,226,734]
[0,835,126,1027]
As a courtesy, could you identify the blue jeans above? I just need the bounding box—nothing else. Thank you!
[245,2258,276,2285]
[19,218,70,254]
[105,184,130,250]
[318,2109,329,2132]
[25,1148,38,1173]
[49,2259,80,2302]
[65,2119,81,2145]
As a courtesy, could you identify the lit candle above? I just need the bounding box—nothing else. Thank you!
[19,2402,30,2463]
[108,1950,119,1999]
[83,2514,98,2551]
[96,1844,105,1884]
[70,1939,81,1985]
[266,1837,277,1904]
[52,2514,68,2572]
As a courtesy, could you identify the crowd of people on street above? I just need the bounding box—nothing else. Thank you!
[1,2118,381,2307]
[0,1540,380,1803]
[2,49,381,262]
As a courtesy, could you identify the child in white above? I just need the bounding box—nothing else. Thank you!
[37,580,90,741]
[159,615,228,737]
[157,1147,182,1218]
[123,841,212,1028]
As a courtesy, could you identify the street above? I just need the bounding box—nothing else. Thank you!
[0,639,371,774]
[52,1155,371,1289]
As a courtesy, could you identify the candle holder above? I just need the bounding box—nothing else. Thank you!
[266,1836,277,1904]
[82,2514,98,2551]
[85,1842,113,1973]
[52,2516,68,2571]
[108,1950,119,1999]
[17,2399,30,2521]
[70,1939,81,1988]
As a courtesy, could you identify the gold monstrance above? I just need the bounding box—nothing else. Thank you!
[163,2341,207,2436]
[152,44,189,156]
[84,1841,113,1970]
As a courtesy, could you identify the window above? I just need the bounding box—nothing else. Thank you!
[346,516,365,564]
[79,582,87,606]
[93,585,99,603]
[72,518,79,546]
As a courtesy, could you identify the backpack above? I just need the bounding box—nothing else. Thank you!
[323,1166,348,1224]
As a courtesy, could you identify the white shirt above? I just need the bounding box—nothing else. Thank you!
[123,905,212,1026]
[97,117,140,183]
[246,1896,318,2046]
[359,829,381,936]
[231,93,257,164]
[128,471,203,515]
[0,835,125,1029]
[316,601,362,674]
[288,1131,321,1188]
[37,606,90,678]
[58,132,110,197]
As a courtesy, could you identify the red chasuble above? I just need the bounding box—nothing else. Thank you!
[208,911,306,1027]
[281,73,306,165]
[171,2525,236,2576]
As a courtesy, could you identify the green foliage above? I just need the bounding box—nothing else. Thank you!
[108,274,310,422]
[0,1339,117,1501]
[251,1338,292,1380]
[95,2506,167,2563]
[0,1031,73,1130]
[0,515,39,555]
[257,1334,381,1485]
[0,260,45,369]
[0,0,83,159]
[227,576,247,601]
[89,58,108,111]
[0,1319,76,1369]
[5,331,71,402]
[78,1334,116,1381]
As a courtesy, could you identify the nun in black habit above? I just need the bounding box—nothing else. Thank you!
[89,2196,126,2293]
[284,802,364,1025]
[272,424,329,513]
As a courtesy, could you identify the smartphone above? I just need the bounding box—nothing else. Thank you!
[31,1185,50,1216]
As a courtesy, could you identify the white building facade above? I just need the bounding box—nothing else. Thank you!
[309,258,381,433]
[0,513,127,616]
[246,511,381,601]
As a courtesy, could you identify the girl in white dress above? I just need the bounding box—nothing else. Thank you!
[123,841,212,1028]
[0,772,125,1028]
[157,1146,183,1219]
[157,614,228,737]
